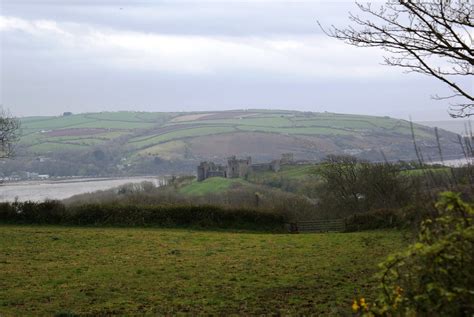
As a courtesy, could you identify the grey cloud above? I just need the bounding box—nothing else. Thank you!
[0,1,466,121]
[2,48,458,121]
[2,1,354,36]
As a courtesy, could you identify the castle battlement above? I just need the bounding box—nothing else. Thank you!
[197,154,292,181]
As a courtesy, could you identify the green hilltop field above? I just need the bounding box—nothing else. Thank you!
[14,110,463,176]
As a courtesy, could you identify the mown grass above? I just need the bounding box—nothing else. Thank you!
[247,164,322,187]
[20,113,155,132]
[293,119,372,129]
[73,120,155,129]
[275,164,322,179]
[191,117,294,127]
[136,140,187,160]
[130,126,236,148]
[20,114,97,130]
[27,142,88,153]
[20,130,129,149]
[0,226,406,315]
[84,111,160,123]
[236,125,352,135]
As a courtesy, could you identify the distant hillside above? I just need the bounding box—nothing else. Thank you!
[10,110,464,177]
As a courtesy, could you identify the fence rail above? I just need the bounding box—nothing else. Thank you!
[286,219,346,233]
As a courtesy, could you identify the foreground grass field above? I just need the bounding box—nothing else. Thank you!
[0,226,406,315]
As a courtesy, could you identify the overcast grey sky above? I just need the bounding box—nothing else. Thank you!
[0,0,470,120]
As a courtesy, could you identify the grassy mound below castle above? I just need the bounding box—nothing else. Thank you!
[179,177,251,196]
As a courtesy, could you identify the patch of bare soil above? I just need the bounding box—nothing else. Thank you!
[189,132,330,161]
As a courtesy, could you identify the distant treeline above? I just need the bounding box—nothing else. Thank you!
[52,156,474,232]
[0,200,286,231]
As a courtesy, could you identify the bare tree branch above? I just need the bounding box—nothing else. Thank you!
[0,107,21,159]
[319,0,474,117]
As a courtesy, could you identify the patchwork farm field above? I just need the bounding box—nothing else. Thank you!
[17,110,455,163]
[0,226,405,315]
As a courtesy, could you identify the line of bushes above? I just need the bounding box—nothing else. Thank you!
[343,202,439,232]
[0,200,287,231]
[344,209,405,232]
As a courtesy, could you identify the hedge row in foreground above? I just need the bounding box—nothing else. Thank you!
[0,201,286,231]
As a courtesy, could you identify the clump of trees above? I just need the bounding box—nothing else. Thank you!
[0,107,20,159]
[318,155,416,219]
[64,179,318,221]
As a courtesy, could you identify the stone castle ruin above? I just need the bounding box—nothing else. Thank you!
[197,153,293,182]
[280,153,294,165]
[196,161,227,181]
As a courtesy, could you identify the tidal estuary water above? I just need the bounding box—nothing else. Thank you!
[0,177,163,202]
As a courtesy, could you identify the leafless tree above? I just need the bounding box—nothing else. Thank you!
[0,107,20,159]
[320,0,473,117]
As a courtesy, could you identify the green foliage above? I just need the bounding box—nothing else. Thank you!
[344,209,403,232]
[62,177,321,221]
[0,107,21,158]
[0,201,286,231]
[368,192,474,316]
[0,200,66,224]
[248,164,322,198]
[318,155,416,218]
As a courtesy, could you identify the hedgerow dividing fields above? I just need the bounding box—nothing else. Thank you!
[18,110,440,158]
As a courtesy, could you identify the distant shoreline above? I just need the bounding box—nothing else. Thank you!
[0,176,167,202]
[0,175,166,186]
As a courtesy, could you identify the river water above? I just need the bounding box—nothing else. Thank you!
[0,177,164,202]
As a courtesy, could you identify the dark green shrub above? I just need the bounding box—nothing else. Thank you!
[0,202,17,223]
[319,156,415,218]
[362,192,474,316]
[0,200,66,224]
[0,201,286,231]
[344,209,402,232]
[318,155,419,219]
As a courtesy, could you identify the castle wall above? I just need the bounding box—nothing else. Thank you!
[251,160,280,172]
[281,153,294,165]
[197,161,226,181]
[251,163,272,172]
[207,170,226,178]
[197,166,206,181]
[198,154,288,181]
[271,159,281,172]
[226,156,251,178]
